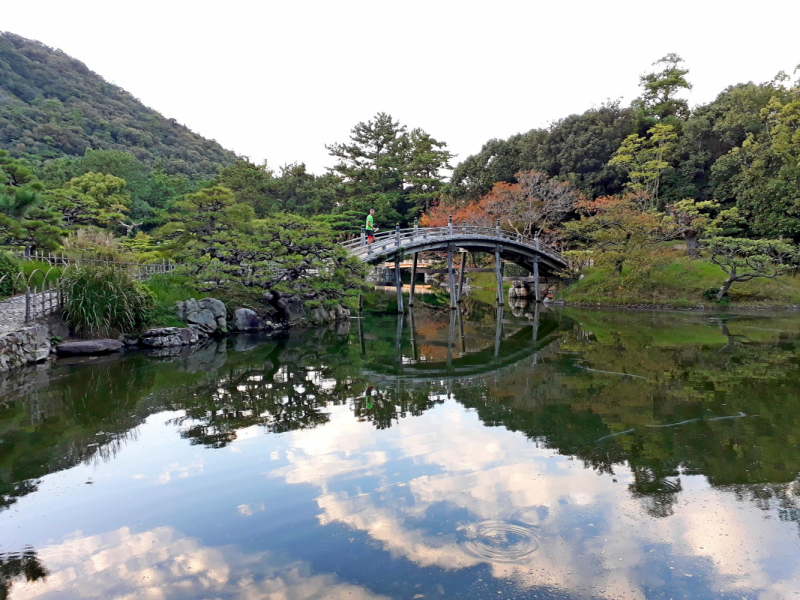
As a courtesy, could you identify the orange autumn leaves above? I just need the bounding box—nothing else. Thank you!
[421,171,582,239]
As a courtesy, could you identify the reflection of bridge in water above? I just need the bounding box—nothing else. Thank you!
[358,304,560,387]
[341,219,567,313]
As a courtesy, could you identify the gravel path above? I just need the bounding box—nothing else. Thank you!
[0,292,58,336]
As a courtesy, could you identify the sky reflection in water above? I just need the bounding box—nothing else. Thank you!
[1,303,800,599]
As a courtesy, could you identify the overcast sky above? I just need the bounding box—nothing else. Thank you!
[3,0,799,174]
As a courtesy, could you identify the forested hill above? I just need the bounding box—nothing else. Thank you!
[0,32,237,179]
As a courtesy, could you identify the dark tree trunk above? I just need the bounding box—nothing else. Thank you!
[685,232,699,258]
[716,279,733,301]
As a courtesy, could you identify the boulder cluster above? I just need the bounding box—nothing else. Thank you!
[53,297,282,356]
[508,281,535,300]
[2,294,354,368]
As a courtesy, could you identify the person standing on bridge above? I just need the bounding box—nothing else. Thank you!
[366,209,377,243]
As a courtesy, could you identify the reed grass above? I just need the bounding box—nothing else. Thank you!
[61,264,153,336]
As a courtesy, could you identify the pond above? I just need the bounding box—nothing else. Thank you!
[2,297,800,599]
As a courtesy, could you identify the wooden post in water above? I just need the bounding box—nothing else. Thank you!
[457,306,466,355]
[494,305,503,358]
[447,309,455,368]
[409,252,418,307]
[457,251,467,302]
[495,247,504,305]
[533,234,541,303]
[395,313,404,362]
[394,253,404,313]
[358,312,365,355]
[409,308,418,361]
[447,244,456,309]
[532,302,540,368]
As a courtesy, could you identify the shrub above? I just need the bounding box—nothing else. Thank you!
[61,264,153,336]
[20,260,62,289]
[0,252,21,296]
[703,287,729,304]
[503,263,530,278]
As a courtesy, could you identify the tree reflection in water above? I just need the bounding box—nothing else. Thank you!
[3,304,800,530]
[0,547,47,600]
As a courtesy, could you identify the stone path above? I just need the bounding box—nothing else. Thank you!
[0,292,58,336]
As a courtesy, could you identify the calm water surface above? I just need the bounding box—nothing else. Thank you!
[2,299,800,599]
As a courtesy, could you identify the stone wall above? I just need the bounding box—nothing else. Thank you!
[0,324,51,373]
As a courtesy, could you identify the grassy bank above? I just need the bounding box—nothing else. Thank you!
[559,255,800,307]
[144,274,200,328]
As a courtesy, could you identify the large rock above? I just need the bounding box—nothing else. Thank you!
[310,307,331,324]
[276,295,306,322]
[176,298,199,320]
[139,327,200,348]
[232,308,266,332]
[198,298,227,332]
[0,324,51,372]
[186,308,218,334]
[177,297,227,335]
[56,339,123,356]
[309,304,351,324]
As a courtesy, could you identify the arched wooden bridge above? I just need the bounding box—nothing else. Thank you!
[340,218,567,312]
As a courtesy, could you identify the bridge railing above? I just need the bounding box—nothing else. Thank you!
[341,225,564,264]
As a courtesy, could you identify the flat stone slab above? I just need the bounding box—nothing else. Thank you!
[56,339,124,356]
[139,327,200,348]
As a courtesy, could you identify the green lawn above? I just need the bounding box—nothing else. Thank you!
[559,254,800,307]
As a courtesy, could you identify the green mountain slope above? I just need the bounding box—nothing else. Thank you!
[0,32,237,179]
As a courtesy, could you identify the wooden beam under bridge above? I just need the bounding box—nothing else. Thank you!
[384,266,496,274]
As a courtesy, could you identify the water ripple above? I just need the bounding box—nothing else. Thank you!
[460,521,540,562]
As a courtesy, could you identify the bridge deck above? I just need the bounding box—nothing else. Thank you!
[340,225,566,271]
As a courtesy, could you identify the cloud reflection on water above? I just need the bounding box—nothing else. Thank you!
[273,403,800,599]
[12,525,389,600]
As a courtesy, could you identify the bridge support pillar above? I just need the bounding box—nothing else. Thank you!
[457,251,467,302]
[447,245,457,309]
[409,253,418,307]
[494,246,504,305]
[394,254,404,313]
[533,235,541,303]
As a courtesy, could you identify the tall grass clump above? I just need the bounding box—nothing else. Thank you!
[61,264,153,336]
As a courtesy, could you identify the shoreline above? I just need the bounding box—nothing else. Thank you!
[561,300,800,314]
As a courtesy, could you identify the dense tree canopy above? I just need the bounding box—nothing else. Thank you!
[156,186,367,312]
[0,150,62,250]
[327,112,453,227]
